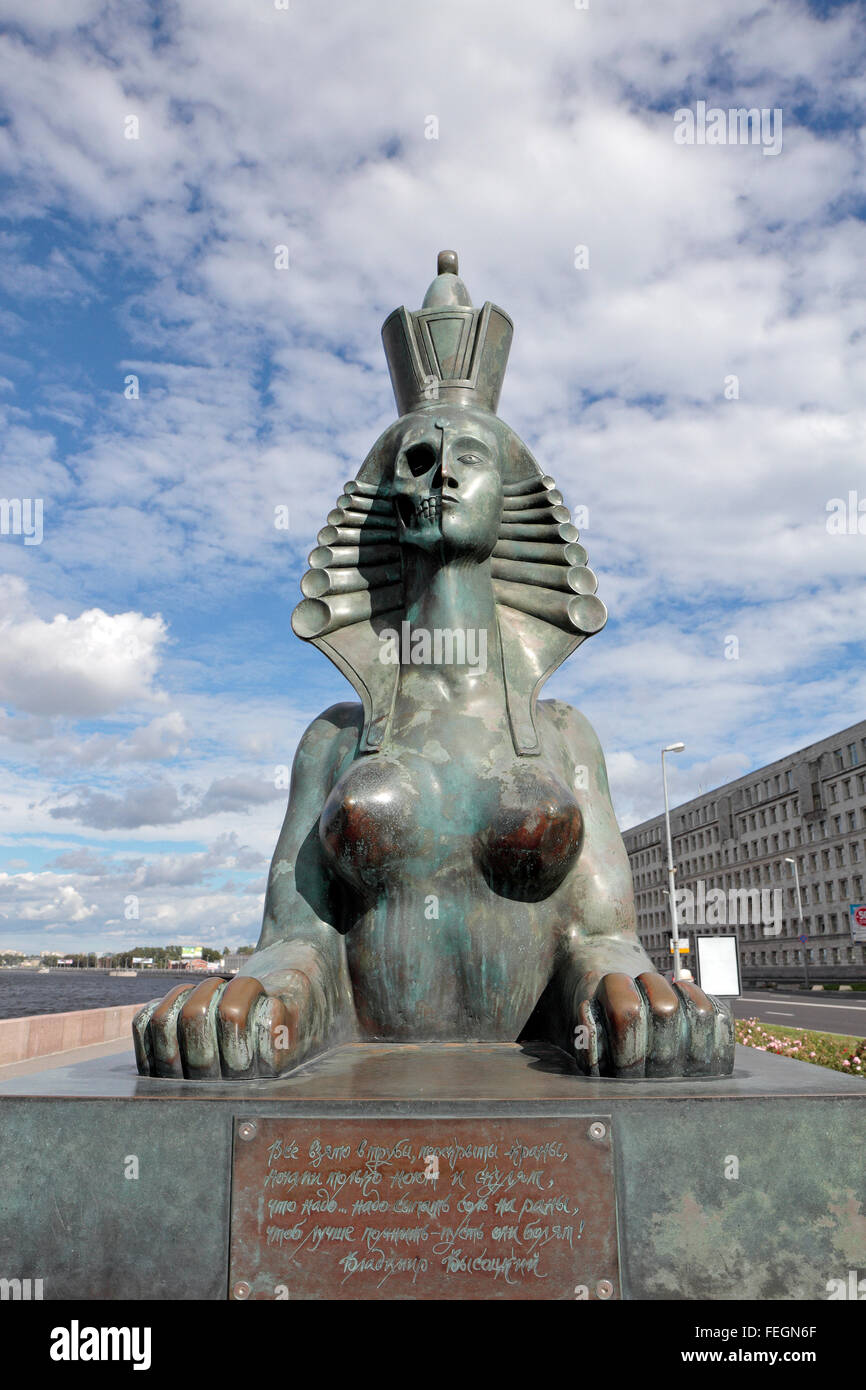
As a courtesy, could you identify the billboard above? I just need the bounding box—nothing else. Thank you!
[850,904,866,943]
[695,934,742,998]
[181,946,203,960]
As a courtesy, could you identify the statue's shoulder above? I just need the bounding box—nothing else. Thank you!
[295,701,364,773]
[537,700,618,823]
[537,698,605,761]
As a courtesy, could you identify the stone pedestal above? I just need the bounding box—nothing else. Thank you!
[1,1043,863,1300]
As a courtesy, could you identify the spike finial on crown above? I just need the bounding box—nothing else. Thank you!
[381,251,513,417]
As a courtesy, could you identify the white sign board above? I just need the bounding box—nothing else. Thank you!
[695,934,741,998]
[850,904,866,943]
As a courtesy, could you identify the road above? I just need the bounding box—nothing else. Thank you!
[731,990,866,1038]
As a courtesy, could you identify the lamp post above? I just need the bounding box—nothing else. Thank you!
[785,855,809,990]
[662,743,686,982]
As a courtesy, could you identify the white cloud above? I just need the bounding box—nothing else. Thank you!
[47,771,283,829]
[74,712,192,765]
[0,873,98,924]
[0,577,168,716]
[0,0,864,948]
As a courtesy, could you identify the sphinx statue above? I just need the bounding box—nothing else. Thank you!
[134,251,735,1081]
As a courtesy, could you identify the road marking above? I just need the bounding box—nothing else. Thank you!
[740,995,866,1011]
[763,1010,794,1016]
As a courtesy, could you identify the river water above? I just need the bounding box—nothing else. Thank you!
[0,969,213,1020]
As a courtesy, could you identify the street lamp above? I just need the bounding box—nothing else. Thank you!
[662,742,686,982]
[785,856,809,990]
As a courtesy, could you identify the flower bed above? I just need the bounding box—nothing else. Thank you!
[735,1016,865,1077]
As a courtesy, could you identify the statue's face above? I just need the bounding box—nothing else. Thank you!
[391,406,503,560]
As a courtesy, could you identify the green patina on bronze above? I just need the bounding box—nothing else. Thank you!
[134,252,734,1080]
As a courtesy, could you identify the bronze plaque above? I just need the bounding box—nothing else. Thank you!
[228,1116,619,1300]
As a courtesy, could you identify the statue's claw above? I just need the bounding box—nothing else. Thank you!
[572,971,735,1079]
[133,971,311,1079]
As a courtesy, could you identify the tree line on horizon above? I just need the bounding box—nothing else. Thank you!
[0,945,257,968]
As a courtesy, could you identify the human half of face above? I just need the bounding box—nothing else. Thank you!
[391,407,503,562]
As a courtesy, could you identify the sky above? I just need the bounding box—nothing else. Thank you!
[0,0,864,954]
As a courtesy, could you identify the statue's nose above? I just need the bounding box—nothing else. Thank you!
[431,428,446,491]
[435,435,460,491]
[440,448,460,491]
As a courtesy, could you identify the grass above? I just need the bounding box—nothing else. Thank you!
[736,1017,866,1077]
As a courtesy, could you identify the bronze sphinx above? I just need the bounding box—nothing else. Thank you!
[134,251,734,1081]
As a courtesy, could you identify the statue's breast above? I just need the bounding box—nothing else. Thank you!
[319,752,582,903]
[475,764,583,901]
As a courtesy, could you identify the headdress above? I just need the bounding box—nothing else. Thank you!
[292,252,607,756]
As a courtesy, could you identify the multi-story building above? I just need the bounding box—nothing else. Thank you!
[622,720,866,981]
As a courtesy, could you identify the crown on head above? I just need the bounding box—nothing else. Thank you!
[381,250,513,416]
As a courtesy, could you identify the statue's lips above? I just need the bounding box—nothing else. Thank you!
[408,496,443,524]
[397,494,459,529]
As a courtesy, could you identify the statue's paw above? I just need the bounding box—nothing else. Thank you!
[572,970,734,1079]
[132,970,313,1079]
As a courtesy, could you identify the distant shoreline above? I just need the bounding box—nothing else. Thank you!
[0,968,233,1021]
[0,966,226,976]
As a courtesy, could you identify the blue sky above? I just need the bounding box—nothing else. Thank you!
[0,0,865,952]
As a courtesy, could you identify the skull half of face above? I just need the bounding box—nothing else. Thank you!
[392,441,442,548]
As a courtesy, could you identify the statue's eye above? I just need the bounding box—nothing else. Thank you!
[458,453,483,466]
[404,443,437,477]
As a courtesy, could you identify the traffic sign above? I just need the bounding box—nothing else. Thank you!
[798,934,808,944]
